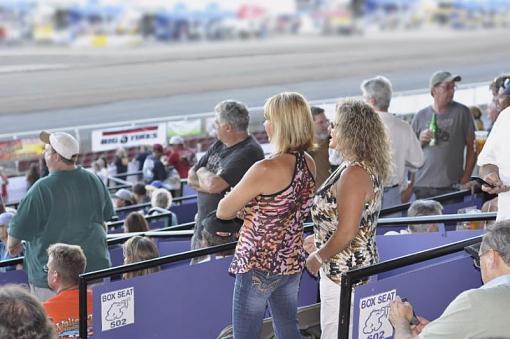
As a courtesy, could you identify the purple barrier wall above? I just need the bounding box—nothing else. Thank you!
[376,229,483,279]
[377,193,485,235]
[170,202,197,224]
[90,257,318,339]
[181,183,197,198]
[108,240,192,269]
[376,229,484,262]
[350,254,481,339]
[0,269,28,285]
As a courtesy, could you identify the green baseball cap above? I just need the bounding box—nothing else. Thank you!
[430,71,462,89]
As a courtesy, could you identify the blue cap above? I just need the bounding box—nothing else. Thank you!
[150,180,163,189]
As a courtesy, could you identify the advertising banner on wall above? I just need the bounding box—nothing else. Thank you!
[92,125,166,152]
[167,119,202,137]
[0,139,44,161]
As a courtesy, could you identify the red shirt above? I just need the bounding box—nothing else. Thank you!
[166,146,196,178]
[44,289,93,337]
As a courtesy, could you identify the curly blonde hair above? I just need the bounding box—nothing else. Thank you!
[264,92,315,154]
[333,100,391,182]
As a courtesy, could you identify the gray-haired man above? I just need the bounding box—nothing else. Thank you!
[188,100,264,250]
[389,220,510,338]
[361,76,424,207]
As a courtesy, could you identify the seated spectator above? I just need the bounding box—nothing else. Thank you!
[123,212,149,233]
[148,188,177,225]
[132,182,150,204]
[389,220,510,338]
[0,212,18,272]
[122,236,160,279]
[407,200,443,233]
[43,243,93,337]
[0,284,55,339]
[114,188,134,208]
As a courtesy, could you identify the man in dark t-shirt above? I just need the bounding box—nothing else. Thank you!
[188,100,264,251]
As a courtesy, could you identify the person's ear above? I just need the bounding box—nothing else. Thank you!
[488,249,498,268]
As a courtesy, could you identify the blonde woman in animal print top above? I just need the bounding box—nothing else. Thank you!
[217,92,316,339]
[305,100,391,339]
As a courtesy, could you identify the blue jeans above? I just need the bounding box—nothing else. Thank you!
[233,269,302,339]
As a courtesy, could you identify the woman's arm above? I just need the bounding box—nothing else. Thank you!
[306,165,373,275]
[216,160,268,220]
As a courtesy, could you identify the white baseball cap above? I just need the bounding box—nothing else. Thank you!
[40,130,79,160]
[169,136,184,145]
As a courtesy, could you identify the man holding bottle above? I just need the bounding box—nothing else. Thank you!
[411,71,476,199]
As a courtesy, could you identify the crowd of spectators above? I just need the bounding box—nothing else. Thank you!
[0,69,508,338]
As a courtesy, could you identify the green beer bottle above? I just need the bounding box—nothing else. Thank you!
[429,113,438,146]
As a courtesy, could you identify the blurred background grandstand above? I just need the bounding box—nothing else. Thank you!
[0,0,509,45]
[0,0,509,198]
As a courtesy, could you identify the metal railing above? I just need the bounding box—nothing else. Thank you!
[337,235,484,338]
[77,211,497,338]
[379,188,485,216]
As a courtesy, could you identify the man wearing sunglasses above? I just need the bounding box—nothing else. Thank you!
[411,71,476,199]
[389,220,510,338]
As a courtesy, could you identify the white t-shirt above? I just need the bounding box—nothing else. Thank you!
[477,107,510,221]
[378,111,424,188]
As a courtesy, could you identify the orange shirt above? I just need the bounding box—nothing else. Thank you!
[44,289,93,337]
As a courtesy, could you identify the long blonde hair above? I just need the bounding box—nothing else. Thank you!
[123,236,160,279]
[333,100,391,182]
[264,92,315,154]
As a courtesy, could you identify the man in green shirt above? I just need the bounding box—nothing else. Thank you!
[7,131,114,301]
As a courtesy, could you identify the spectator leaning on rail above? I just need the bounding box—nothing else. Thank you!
[411,71,476,199]
[478,105,510,222]
[7,131,114,302]
[0,284,56,339]
[217,92,316,339]
[188,100,264,251]
[304,100,391,339]
[308,106,331,189]
[389,220,510,338]
[361,76,424,207]
[43,243,93,337]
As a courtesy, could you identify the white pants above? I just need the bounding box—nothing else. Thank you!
[319,269,341,339]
